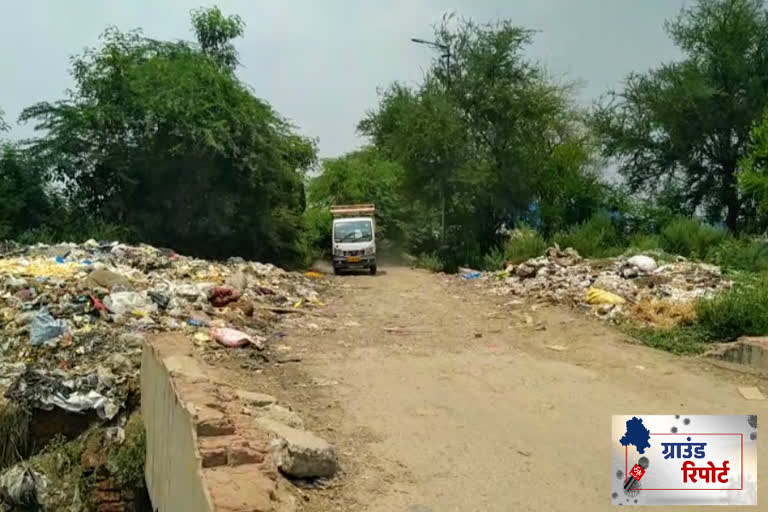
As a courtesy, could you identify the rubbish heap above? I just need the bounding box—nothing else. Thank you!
[0,240,325,438]
[479,245,732,327]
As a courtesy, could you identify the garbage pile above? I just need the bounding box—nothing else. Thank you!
[477,245,732,327]
[0,240,325,423]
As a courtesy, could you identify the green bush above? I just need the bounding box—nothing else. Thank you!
[110,420,146,489]
[707,238,768,272]
[553,213,623,258]
[503,228,548,264]
[482,246,506,271]
[628,233,662,252]
[697,283,768,341]
[415,252,444,272]
[660,217,729,259]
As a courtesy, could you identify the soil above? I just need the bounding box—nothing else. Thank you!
[219,267,768,512]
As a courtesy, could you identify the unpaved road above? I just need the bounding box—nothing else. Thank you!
[249,267,767,511]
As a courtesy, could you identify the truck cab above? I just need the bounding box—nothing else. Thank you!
[331,204,377,275]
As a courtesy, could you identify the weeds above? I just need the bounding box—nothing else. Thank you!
[625,325,709,355]
[660,217,729,259]
[110,418,146,489]
[553,213,623,258]
[415,252,444,272]
[503,227,548,264]
[696,282,768,341]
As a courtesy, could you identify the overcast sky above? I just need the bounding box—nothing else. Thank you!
[1,0,686,158]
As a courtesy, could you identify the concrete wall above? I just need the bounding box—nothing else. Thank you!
[142,339,213,512]
[141,334,293,512]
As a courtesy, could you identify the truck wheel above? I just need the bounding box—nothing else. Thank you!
[369,265,377,276]
[334,267,342,276]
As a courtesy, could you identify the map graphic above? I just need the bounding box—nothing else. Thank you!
[619,416,651,454]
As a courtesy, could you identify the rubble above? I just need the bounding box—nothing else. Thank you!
[0,241,326,458]
[482,245,732,327]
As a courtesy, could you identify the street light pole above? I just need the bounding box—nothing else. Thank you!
[410,38,451,80]
[411,37,452,244]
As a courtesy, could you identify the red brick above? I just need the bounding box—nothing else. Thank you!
[201,445,228,468]
[92,489,121,503]
[228,444,265,466]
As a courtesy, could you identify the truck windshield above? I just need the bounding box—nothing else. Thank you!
[334,220,373,242]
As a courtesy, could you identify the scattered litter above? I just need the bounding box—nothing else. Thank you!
[545,345,568,352]
[460,272,482,280]
[211,327,263,349]
[479,244,730,327]
[305,271,323,279]
[586,287,626,305]
[738,387,766,401]
[29,308,68,346]
[634,365,646,371]
[627,255,658,273]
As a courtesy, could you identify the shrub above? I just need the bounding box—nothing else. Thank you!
[697,282,768,341]
[707,238,768,272]
[415,252,444,272]
[659,217,729,259]
[110,419,147,489]
[553,213,623,258]
[482,246,506,271]
[503,228,548,264]
[628,233,662,252]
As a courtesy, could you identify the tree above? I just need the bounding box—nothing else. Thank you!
[593,0,768,231]
[20,7,316,264]
[307,147,407,249]
[0,144,56,240]
[0,108,8,133]
[359,17,597,268]
[739,109,768,229]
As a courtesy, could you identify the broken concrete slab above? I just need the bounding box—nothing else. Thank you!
[738,386,766,400]
[706,337,768,374]
[255,418,338,479]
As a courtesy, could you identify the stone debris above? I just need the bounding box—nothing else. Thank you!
[738,386,766,401]
[484,245,731,327]
[257,417,339,479]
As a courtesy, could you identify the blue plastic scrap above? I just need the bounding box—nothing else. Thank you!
[460,272,483,280]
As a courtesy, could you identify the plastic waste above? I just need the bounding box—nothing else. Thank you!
[29,308,68,345]
[586,287,626,305]
[627,255,658,273]
[0,465,52,509]
[210,327,260,348]
[104,291,156,316]
[305,271,323,279]
[209,286,242,307]
[148,291,170,309]
[460,272,483,280]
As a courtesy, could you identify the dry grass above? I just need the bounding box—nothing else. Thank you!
[631,298,698,328]
[0,400,30,471]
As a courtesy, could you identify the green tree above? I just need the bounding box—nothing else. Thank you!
[0,144,56,240]
[593,0,768,231]
[20,7,316,264]
[739,108,768,229]
[360,17,597,268]
[307,147,407,249]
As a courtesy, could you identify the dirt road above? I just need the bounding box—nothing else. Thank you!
[252,267,767,511]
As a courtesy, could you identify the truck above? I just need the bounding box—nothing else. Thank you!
[330,204,377,275]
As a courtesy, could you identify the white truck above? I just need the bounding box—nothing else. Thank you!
[330,204,377,275]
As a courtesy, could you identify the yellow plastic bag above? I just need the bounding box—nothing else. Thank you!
[305,271,323,279]
[586,287,626,305]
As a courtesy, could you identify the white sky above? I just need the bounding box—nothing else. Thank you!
[0,0,685,158]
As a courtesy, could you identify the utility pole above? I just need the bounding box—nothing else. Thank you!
[411,37,451,243]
